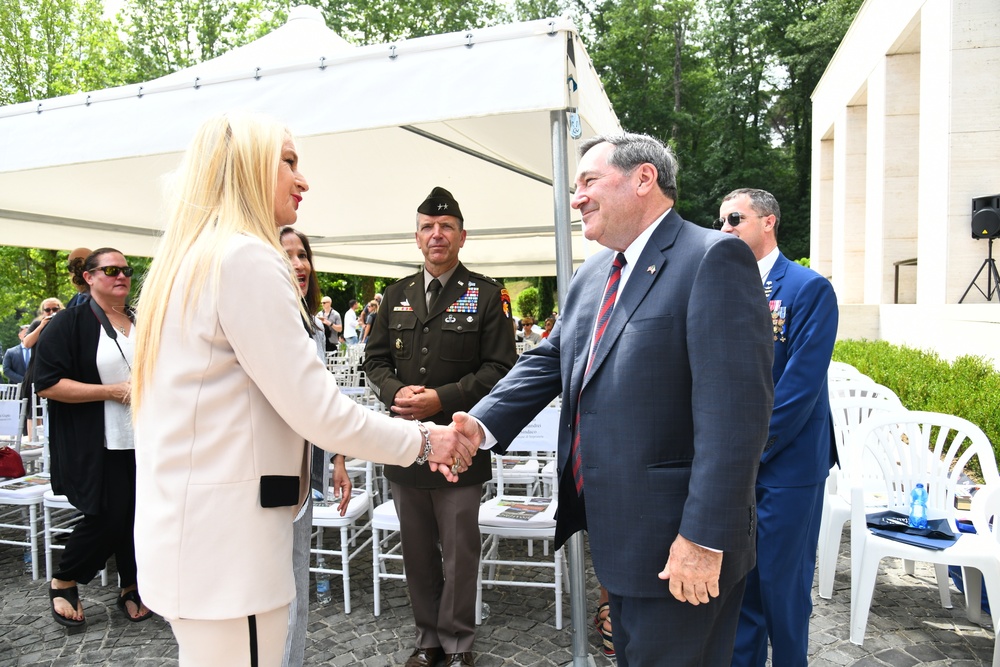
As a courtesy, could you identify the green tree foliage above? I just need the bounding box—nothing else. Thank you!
[0,0,131,105]
[515,286,539,319]
[297,0,507,44]
[118,0,284,79]
[583,0,861,260]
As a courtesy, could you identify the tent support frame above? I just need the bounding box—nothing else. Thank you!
[551,109,596,667]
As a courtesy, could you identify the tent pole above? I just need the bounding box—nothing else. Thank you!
[551,109,595,667]
[550,110,575,299]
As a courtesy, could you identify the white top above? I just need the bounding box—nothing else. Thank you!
[96,326,134,451]
[344,308,359,339]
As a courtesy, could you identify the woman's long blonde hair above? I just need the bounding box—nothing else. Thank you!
[132,113,300,411]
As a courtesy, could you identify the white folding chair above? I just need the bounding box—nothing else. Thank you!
[310,457,375,614]
[0,392,48,580]
[0,473,51,580]
[817,388,905,599]
[849,411,1000,646]
[16,391,48,474]
[371,497,404,617]
[476,406,564,629]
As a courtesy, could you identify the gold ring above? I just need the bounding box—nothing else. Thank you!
[451,456,461,475]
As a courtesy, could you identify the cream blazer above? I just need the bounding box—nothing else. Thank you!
[134,234,422,621]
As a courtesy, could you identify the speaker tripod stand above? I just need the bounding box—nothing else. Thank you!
[959,237,1000,303]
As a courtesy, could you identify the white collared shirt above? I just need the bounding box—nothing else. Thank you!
[758,246,780,284]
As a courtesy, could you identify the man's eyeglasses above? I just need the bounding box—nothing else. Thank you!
[94,265,134,277]
[713,211,746,230]
[43,307,61,313]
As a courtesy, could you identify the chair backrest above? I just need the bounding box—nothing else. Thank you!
[853,411,1000,520]
[495,406,559,498]
[828,360,867,382]
[829,380,901,404]
[0,384,22,401]
[829,394,906,497]
[971,485,1000,545]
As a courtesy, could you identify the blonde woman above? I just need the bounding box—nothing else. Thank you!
[131,113,475,666]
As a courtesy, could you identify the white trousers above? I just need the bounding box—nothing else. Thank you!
[170,604,290,667]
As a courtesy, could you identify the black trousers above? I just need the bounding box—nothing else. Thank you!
[54,449,138,587]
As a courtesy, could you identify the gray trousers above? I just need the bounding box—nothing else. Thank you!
[283,499,313,667]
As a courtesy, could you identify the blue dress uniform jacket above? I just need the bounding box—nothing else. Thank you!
[364,262,517,489]
[759,252,839,487]
[732,250,840,667]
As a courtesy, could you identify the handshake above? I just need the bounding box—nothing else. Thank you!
[414,412,485,483]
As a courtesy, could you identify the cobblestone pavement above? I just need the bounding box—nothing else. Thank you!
[0,527,994,666]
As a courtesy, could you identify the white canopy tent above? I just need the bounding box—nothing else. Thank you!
[0,6,621,278]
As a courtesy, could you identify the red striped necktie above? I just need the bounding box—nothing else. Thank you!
[571,252,627,495]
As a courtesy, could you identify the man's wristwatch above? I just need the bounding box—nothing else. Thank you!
[413,421,433,465]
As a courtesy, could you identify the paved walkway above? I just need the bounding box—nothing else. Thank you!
[0,528,994,666]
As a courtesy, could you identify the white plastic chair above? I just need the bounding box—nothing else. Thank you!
[817,388,905,598]
[476,406,564,629]
[0,473,50,580]
[310,458,375,614]
[964,485,1000,667]
[849,411,1000,646]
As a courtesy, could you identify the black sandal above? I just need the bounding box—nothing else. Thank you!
[49,585,85,627]
[117,589,153,623]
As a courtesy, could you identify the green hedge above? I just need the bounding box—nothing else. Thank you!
[833,339,1000,478]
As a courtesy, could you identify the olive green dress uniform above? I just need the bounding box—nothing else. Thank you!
[363,261,516,655]
[365,262,516,487]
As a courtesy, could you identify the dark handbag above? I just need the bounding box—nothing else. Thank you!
[0,445,26,479]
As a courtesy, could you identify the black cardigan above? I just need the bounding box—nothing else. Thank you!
[34,303,108,516]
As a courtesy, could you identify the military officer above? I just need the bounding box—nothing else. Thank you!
[364,187,517,667]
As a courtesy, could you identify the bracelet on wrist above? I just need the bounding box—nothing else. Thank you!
[413,421,433,465]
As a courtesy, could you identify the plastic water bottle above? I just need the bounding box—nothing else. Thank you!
[22,548,32,575]
[909,483,929,529]
[315,559,332,606]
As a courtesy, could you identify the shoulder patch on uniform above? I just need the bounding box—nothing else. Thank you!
[500,288,512,319]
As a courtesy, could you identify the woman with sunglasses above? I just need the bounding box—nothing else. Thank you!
[33,248,152,627]
[18,297,65,437]
[130,114,474,666]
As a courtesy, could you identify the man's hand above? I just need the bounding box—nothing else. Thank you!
[391,385,442,421]
[451,411,485,448]
[423,423,478,482]
[657,534,723,605]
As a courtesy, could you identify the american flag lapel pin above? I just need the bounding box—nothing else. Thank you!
[646,265,656,275]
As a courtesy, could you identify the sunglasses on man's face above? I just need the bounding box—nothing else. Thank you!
[94,265,134,278]
[713,211,746,230]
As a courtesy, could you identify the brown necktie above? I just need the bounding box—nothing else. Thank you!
[426,278,442,310]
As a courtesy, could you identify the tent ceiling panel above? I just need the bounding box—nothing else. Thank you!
[0,14,618,277]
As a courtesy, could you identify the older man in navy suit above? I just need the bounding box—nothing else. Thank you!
[453,134,774,666]
[717,188,839,667]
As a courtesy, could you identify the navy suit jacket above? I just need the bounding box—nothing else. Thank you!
[470,210,774,598]
[759,252,839,487]
[2,345,29,384]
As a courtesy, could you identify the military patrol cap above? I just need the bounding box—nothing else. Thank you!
[417,186,463,222]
